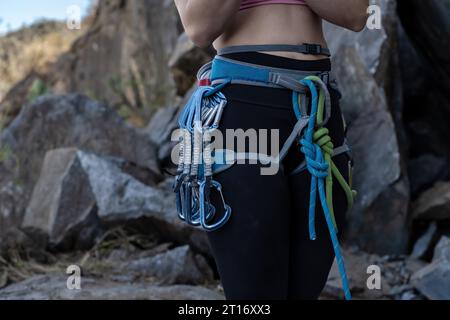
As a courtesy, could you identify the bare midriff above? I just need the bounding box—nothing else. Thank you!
[213,4,328,60]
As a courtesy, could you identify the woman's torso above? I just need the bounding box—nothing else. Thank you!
[213,3,327,61]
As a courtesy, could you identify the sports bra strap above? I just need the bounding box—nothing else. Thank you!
[216,43,331,57]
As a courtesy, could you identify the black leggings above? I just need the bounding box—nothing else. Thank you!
[206,52,351,300]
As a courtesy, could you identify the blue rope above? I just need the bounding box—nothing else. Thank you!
[294,79,352,300]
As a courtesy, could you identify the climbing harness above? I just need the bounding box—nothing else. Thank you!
[173,44,357,300]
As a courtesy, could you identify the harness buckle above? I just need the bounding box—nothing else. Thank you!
[303,43,322,55]
[320,72,330,85]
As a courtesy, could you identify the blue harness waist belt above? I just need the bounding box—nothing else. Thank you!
[172,44,356,300]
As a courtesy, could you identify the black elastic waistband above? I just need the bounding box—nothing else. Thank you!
[221,52,331,72]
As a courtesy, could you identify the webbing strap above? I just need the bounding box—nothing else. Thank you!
[187,54,354,300]
[217,44,331,57]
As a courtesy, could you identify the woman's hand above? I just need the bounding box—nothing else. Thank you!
[174,0,242,48]
[304,0,369,32]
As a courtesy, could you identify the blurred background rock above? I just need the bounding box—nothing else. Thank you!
[0,0,449,300]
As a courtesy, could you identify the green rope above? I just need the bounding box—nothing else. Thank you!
[298,76,357,230]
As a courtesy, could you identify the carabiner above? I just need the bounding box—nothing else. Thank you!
[199,179,232,232]
[182,182,200,227]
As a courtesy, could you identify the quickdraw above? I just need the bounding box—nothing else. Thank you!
[173,44,357,300]
[174,85,232,231]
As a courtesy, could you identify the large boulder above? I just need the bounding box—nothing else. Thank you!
[0,94,160,237]
[324,0,409,253]
[48,0,181,122]
[21,148,210,254]
[21,148,99,250]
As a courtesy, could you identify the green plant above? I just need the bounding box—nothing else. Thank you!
[27,78,48,102]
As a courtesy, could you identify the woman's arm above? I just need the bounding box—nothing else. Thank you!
[174,0,242,48]
[304,0,369,32]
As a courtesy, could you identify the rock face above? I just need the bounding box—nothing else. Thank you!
[0,274,224,300]
[0,94,160,237]
[398,0,450,158]
[324,0,409,254]
[48,0,180,121]
[398,0,450,98]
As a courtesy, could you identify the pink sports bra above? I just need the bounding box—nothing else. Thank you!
[240,0,306,11]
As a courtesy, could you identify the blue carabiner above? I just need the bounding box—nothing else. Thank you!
[193,187,215,224]
[199,179,232,232]
[182,182,199,226]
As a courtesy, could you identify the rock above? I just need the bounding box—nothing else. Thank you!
[411,222,438,260]
[0,72,43,129]
[147,105,180,147]
[21,148,101,250]
[48,0,180,122]
[122,245,214,285]
[325,0,410,254]
[169,33,213,96]
[0,94,160,237]
[0,274,224,300]
[398,0,450,157]
[0,181,24,240]
[324,248,389,300]
[145,84,197,169]
[145,103,181,168]
[412,182,450,220]
[323,247,427,300]
[388,284,416,299]
[398,0,450,94]
[411,260,450,300]
[0,227,40,259]
[361,177,410,254]
[407,155,449,198]
[21,148,209,254]
[433,236,450,262]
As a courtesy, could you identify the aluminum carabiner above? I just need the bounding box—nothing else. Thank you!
[199,179,232,232]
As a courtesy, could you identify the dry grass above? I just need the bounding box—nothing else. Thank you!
[0,21,84,100]
[0,227,158,289]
